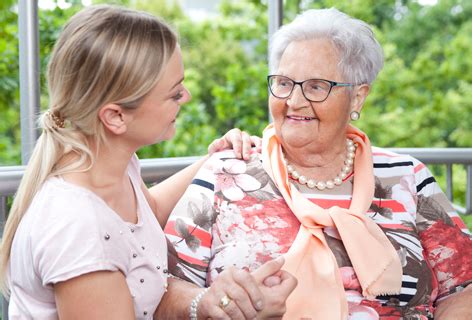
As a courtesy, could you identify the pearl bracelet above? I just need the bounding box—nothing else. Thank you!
[189,287,210,320]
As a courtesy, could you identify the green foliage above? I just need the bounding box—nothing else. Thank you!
[460,214,472,230]
[0,3,81,165]
[0,7,20,164]
[138,0,269,157]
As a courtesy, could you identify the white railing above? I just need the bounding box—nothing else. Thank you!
[1,149,471,220]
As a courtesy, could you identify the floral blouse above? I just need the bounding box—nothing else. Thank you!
[164,148,472,319]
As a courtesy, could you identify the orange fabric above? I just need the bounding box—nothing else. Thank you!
[261,124,402,319]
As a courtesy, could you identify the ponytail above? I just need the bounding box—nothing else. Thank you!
[0,112,94,294]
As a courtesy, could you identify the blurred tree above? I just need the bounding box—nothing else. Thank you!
[0,7,20,164]
[135,0,270,158]
[0,2,81,165]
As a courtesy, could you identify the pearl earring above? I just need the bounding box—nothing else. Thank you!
[350,111,360,121]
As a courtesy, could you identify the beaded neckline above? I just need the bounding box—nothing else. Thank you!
[285,139,357,190]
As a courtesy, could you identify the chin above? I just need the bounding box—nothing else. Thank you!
[282,132,314,148]
[161,130,177,142]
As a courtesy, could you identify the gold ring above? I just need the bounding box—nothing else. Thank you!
[219,295,231,309]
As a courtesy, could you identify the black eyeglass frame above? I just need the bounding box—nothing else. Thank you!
[267,75,355,102]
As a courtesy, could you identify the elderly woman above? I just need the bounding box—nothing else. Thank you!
[164,8,472,319]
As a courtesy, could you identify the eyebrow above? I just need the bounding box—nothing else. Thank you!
[170,76,185,90]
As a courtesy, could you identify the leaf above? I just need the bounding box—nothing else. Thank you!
[247,189,277,201]
[190,193,217,230]
[175,218,201,252]
[374,177,392,199]
[370,203,393,219]
[175,218,190,238]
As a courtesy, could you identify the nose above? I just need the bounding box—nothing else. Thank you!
[182,86,192,104]
[287,83,309,109]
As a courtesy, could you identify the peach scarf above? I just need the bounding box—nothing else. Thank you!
[262,124,402,319]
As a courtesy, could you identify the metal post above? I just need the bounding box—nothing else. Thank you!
[268,0,283,123]
[467,165,472,214]
[18,0,40,165]
[268,0,283,46]
[0,196,7,237]
[446,164,453,202]
[2,296,8,320]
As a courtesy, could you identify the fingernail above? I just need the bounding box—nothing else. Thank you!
[276,256,285,264]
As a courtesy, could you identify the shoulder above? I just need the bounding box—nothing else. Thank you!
[371,146,422,166]
[205,149,263,171]
[23,178,129,284]
[28,177,106,229]
[198,149,263,182]
[371,146,425,176]
[127,153,141,180]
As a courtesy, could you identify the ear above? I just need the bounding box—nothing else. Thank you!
[98,103,128,135]
[350,84,370,114]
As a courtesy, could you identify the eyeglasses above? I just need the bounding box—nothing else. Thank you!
[267,75,355,102]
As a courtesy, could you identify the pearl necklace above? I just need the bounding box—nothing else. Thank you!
[286,139,357,190]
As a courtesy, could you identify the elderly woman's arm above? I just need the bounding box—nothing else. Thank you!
[434,285,472,319]
[411,158,472,317]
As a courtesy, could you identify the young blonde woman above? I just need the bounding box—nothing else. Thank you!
[0,5,295,319]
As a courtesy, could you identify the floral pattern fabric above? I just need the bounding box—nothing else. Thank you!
[164,147,471,319]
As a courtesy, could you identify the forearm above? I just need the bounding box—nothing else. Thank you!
[435,285,472,319]
[149,155,208,226]
[154,278,202,319]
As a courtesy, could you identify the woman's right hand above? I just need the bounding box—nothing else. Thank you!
[197,256,295,319]
[207,128,262,160]
[252,257,298,319]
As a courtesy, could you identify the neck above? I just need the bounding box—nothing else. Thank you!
[61,136,136,191]
[284,139,357,190]
[282,137,348,180]
[59,135,140,224]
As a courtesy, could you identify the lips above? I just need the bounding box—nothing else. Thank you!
[287,115,316,121]
[172,109,180,122]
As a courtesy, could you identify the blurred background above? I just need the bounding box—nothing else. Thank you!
[0,0,471,226]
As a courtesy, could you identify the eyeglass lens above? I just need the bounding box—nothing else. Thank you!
[268,76,332,102]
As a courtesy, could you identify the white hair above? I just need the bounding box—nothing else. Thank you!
[269,8,384,84]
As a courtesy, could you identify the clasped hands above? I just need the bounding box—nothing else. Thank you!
[196,256,297,320]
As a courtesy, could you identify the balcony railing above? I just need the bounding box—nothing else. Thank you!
[1,149,471,220]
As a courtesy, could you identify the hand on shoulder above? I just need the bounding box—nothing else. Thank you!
[208,128,262,160]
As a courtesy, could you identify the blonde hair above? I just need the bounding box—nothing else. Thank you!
[0,5,177,293]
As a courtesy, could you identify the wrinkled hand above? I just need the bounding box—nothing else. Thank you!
[197,267,264,320]
[252,257,297,319]
[197,257,291,320]
[208,128,262,160]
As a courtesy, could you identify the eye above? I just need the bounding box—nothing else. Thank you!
[307,80,329,92]
[279,80,291,87]
[172,91,183,101]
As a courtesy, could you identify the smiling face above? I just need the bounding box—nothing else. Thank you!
[125,46,191,147]
[269,39,358,158]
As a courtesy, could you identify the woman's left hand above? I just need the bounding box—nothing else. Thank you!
[208,128,262,160]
